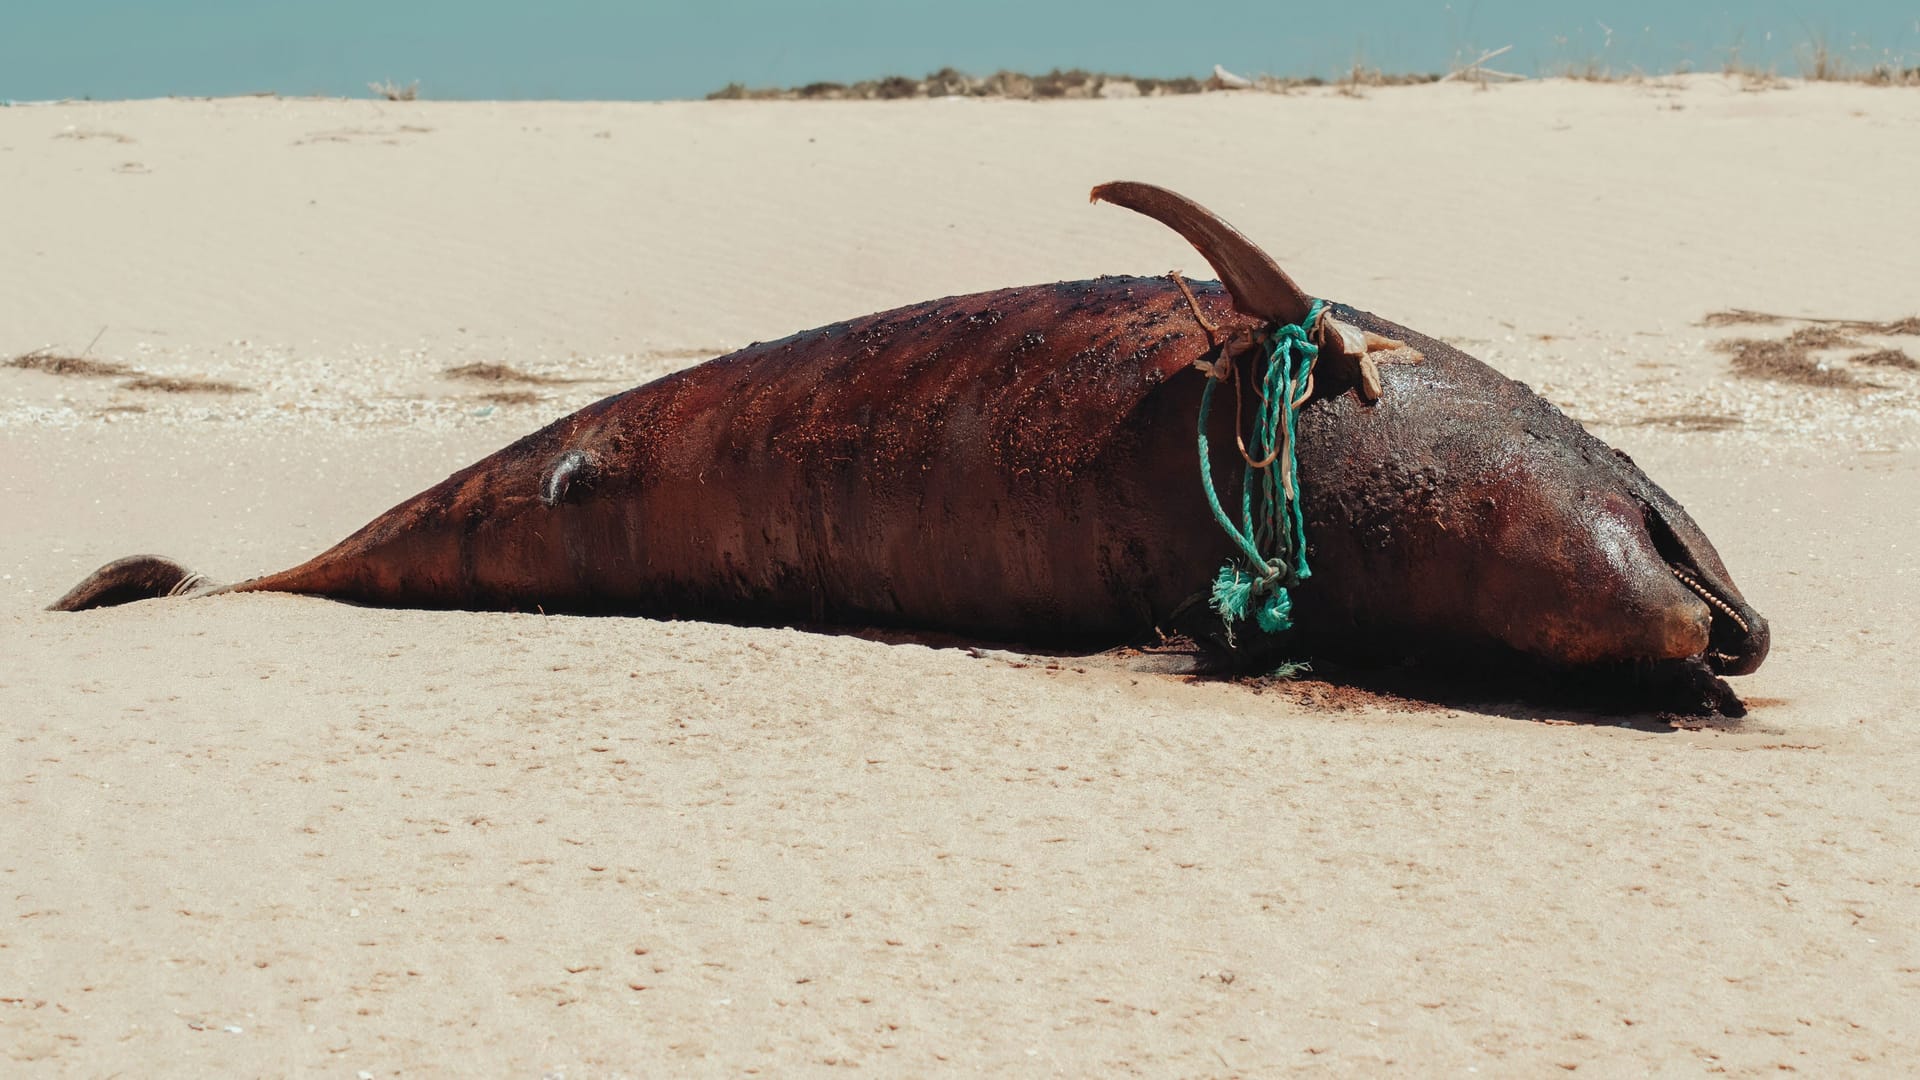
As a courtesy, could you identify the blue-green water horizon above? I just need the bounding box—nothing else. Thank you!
[5,1,1917,103]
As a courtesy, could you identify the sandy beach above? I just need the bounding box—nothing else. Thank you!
[4,77,1919,1074]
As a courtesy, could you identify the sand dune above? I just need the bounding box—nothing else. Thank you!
[4,77,1918,1074]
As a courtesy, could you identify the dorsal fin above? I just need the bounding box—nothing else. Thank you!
[1090,181,1313,326]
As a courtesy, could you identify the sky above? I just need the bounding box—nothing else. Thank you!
[4,1,1917,102]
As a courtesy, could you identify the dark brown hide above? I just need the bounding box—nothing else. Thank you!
[225,277,1260,642]
[52,274,1766,676]
[1292,308,1767,675]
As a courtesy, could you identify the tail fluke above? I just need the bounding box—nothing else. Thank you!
[48,555,213,612]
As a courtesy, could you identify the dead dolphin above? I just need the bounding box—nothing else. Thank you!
[50,182,1768,682]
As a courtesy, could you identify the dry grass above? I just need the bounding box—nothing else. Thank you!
[10,347,249,396]
[1557,58,1614,82]
[121,375,250,395]
[710,43,1917,101]
[1335,63,1377,98]
[1730,68,1787,92]
[1709,35,1920,89]
[1782,36,1920,85]
[1860,64,1920,87]
[475,390,541,406]
[442,362,580,386]
[1784,325,1865,351]
[1634,413,1744,432]
[1801,38,1847,81]
[1702,309,1789,327]
[1851,348,1918,370]
[1845,316,1920,335]
[1703,309,1920,389]
[1714,336,1864,388]
[1718,39,1788,91]
[1792,38,1920,85]
[8,351,133,378]
[1333,59,1427,98]
[1703,310,1920,335]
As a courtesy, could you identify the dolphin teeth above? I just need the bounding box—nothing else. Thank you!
[1670,565,1750,635]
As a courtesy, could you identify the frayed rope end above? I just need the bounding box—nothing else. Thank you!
[1211,563,1295,639]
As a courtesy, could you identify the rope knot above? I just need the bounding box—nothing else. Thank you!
[1195,299,1325,645]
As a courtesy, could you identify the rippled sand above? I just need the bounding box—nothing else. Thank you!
[4,78,1918,1074]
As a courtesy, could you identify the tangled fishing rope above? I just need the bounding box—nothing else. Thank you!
[1195,298,1324,642]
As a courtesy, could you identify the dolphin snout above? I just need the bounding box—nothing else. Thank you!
[1638,499,1770,676]
[1671,564,1769,675]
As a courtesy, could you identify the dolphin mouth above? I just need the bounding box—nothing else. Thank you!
[1638,501,1770,676]
[1669,563,1765,675]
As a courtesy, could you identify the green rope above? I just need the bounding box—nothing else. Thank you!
[1196,299,1324,642]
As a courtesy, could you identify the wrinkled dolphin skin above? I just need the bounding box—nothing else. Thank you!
[52,186,1768,681]
[1298,304,1766,676]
